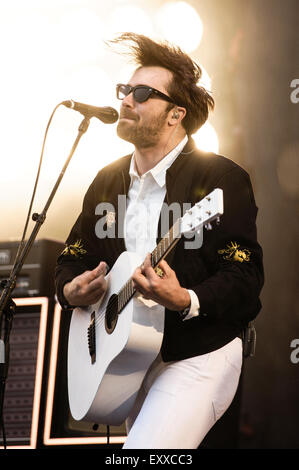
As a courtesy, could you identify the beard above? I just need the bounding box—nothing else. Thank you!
[117,108,168,148]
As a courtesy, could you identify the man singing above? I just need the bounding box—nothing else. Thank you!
[55,33,264,449]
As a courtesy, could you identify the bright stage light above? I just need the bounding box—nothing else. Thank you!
[155,1,203,53]
[116,64,139,86]
[55,8,107,65]
[108,5,153,37]
[33,65,117,182]
[198,65,212,92]
[0,0,219,244]
[193,122,219,154]
[59,66,114,105]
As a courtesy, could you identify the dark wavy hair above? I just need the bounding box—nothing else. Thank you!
[108,33,215,135]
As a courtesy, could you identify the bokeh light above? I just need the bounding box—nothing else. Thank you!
[0,0,219,242]
[108,5,154,37]
[193,122,219,154]
[54,8,107,66]
[198,65,212,92]
[155,1,203,53]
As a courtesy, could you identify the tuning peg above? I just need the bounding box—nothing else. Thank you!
[205,223,212,230]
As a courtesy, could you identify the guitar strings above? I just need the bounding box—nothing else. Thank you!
[83,198,217,339]
[93,245,178,330]
[93,278,136,329]
[93,237,176,329]
[93,221,181,329]
[94,198,211,325]
[93,238,182,329]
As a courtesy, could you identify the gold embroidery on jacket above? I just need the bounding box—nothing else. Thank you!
[61,239,87,258]
[218,241,251,262]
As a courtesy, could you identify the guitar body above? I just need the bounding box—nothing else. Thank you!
[67,251,164,425]
[67,188,223,426]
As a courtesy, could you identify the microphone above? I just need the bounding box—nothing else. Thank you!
[62,99,119,124]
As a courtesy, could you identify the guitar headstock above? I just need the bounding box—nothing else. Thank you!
[180,188,223,235]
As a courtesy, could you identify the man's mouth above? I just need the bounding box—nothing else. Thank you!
[119,113,137,121]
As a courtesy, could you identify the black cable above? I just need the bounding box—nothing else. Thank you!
[13,102,64,267]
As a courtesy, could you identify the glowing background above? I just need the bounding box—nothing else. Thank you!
[0,0,298,450]
[0,0,218,243]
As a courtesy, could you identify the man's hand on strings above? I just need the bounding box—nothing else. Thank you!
[132,253,190,311]
[63,261,108,307]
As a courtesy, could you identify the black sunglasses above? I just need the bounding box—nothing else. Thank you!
[116,83,176,105]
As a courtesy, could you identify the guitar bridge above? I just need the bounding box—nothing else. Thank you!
[87,311,96,364]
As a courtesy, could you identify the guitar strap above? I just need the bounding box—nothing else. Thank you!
[240,322,257,358]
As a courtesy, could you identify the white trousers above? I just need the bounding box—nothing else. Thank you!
[122,337,242,449]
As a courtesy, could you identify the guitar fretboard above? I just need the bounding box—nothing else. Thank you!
[117,218,181,313]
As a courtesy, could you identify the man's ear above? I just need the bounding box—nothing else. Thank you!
[168,106,186,126]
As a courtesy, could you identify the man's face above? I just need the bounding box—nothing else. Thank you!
[116,66,174,148]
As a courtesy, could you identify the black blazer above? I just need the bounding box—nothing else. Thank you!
[55,138,264,361]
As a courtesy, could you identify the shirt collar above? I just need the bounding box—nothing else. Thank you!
[129,134,188,188]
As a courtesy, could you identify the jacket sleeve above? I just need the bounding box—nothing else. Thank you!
[55,179,102,308]
[192,167,264,323]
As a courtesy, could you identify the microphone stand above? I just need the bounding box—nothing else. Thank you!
[0,115,90,448]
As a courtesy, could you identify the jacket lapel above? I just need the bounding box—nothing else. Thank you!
[156,138,196,266]
[108,155,131,257]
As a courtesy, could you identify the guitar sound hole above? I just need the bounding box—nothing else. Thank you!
[105,294,118,334]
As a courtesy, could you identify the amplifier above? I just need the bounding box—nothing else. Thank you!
[0,239,64,298]
[2,297,50,448]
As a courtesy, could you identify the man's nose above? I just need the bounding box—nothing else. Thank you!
[122,91,135,107]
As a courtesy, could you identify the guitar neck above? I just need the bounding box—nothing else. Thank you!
[111,188,224,315]
[117,218,181,313]
[150,218,181,268]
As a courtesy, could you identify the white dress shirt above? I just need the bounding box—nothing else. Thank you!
[124,135,200,320]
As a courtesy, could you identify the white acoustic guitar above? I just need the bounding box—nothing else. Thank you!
[67,188,223,425]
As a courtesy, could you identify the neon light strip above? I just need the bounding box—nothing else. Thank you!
[43,303,126,446]
[0,297,49,450]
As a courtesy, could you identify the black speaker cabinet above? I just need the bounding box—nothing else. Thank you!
[1,297,51,448]
[43,303,126,448]
[1,298,126,449]
[0,239,64,298]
